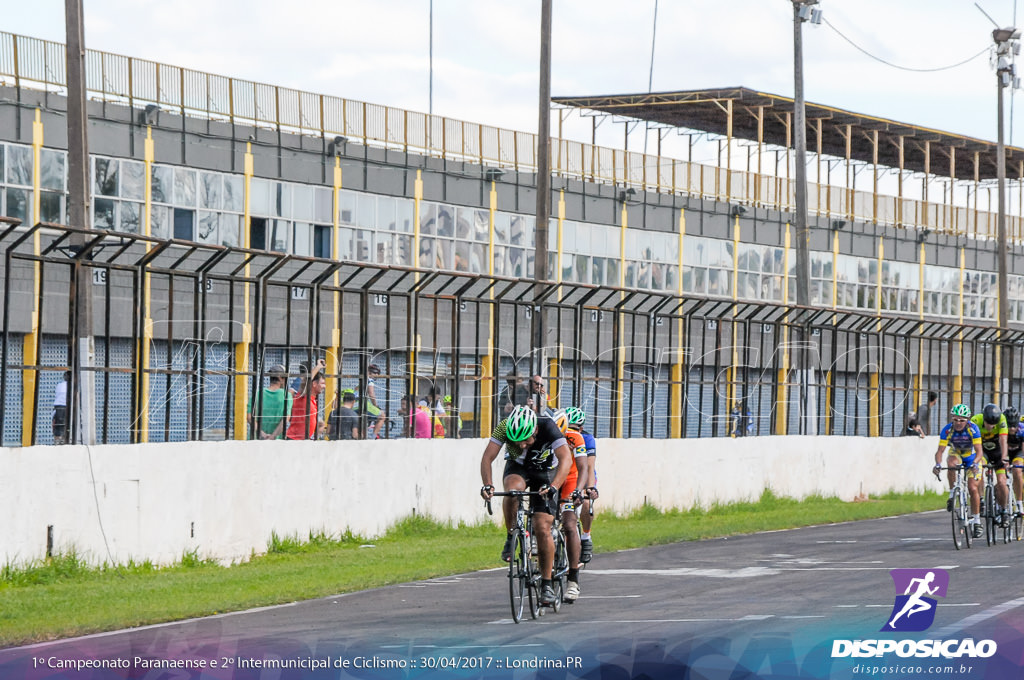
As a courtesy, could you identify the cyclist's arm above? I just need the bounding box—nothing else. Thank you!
[480,439,503,490]
[549,443,572,491]
[572,454,588,494]
[1000,433,1009,463]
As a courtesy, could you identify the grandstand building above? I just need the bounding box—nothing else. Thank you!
[1,32,1023,446]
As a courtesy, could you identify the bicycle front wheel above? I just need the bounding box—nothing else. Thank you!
[508,532,527,623]
[951,490,968,550]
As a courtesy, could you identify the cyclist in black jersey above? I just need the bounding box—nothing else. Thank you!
[1005,406,1024,517]
[480,405,572,607]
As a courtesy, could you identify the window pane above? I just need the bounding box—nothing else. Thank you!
[355,230,372,261]
[40,191,62,223]
[198,211,219,244]
[94,157,118,196]
[375,233,393,264]
[493,212,510,243]
[121,160,144,200]
[378,196,396,232]
[274,183,291,217]
[456,206,474,240]
[174,168,196,206]
[270,219,289,252]
[418,237,435,268]
[151,165,172,204]
[6,145,32,186]
[338,190,356,224]
[0,145,4,182]
[151,206,170,239]
[454,240,470,272]
[338,227,354,260]
[313,187,332,223]
[474,209,489,242]
[356,192,375,228]
[40,149,65,191]
[437,239,453,269]
[199,172,222,210]
[120,201,140,234]
[292,185,313,221]
[470,243,486,273]
[293,222,311,256]
[93,197,116,229]
[395,235,413,266]
[509,247,525,277]
[220,214,241,247]
[224,175,244,212]
[437,205,455,237]
[419,202,437,235]
[396,199,414,233]
[510,216,525,246]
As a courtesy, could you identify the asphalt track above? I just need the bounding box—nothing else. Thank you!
[4,510,1024,679]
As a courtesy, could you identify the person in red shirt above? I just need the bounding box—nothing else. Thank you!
[286,361,325,440]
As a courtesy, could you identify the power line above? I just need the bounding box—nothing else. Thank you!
[823,17,989,73]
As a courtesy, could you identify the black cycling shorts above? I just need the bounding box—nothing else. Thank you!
[502,460,558,516]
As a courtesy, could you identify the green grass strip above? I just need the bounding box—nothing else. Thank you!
[0,489,943,647]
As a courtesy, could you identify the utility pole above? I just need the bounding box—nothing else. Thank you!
[532,0,552,374]
[791,0,818,309]
[994,26,1019,398]
[66,0,96,444]
[791,0,820,434]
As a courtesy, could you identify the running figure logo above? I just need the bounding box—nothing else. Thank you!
[881,569,950,632]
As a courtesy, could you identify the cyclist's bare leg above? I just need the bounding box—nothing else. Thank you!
[561,506,580,569]
[580,498,593,534]
[968,475,981,516]
[501,473,527,533]
[532,513,555,580]
[1013,465,1024,512]
[996,470,1009,510]
[945,455,960,491]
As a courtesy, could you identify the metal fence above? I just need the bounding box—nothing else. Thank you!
[3,220,1024,446]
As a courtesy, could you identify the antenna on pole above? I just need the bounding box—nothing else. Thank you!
[976,2,1000,27]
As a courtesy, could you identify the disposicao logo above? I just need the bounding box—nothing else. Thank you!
[881,568,948,632]
[831,568,998,660]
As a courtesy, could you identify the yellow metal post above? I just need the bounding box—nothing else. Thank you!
[556,189,565,284]
[776,223,792,435]
[412,169,424,417]
[480,179,497,434]
[138,126,155,442]
[324,158,342,422]
[21,109,43,446]
[615,203,627,438]
[233,142,254,439]
[670,209,685,438]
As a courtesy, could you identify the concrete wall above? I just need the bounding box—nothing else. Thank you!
[0,435,938,567]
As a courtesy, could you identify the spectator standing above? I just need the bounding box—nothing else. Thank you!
[247,364,292,440]
[363,364,387,439]
[500,373,530,414]
[443,394,463,438]
[916,391,939,436]
[407,396,431,439]
[529,374,554,415]
[328,389,360,440]
[730,397,753,437]
[286,359,326,440]
[52,370,70,444]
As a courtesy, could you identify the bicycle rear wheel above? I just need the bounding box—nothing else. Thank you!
[508,532,527,623]
[951,490,968,550]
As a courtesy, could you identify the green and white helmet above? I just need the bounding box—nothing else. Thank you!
[506,405,538,442]
[950,403,972,418]
[564,406,586,427]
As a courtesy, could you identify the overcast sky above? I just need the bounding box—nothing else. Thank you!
[4,1,1024,152]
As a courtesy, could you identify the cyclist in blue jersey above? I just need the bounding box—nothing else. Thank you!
[1004,406,1024,517]
[565,406,598,564]
[933,403,984,538]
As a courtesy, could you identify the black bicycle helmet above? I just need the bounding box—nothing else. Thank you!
[1005,406,1020,429]
[982,403,1002,425]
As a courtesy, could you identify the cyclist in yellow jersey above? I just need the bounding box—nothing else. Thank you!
[1005,407,1024,517]
[934,403,984,537]
[971,403,1010,526]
